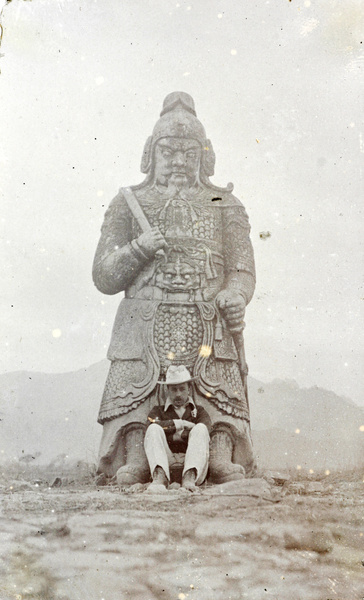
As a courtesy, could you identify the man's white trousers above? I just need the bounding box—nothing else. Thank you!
[144,423,210,484]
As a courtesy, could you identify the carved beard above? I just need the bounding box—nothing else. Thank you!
[157,172,197,190]
[168,173,189,187]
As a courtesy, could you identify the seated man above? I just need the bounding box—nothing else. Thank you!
[144,365,212,491]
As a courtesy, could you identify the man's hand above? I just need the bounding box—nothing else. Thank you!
[136,227,167,257]
[181,420,195,430]
[216,289,246,331]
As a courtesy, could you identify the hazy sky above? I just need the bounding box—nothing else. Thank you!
[1,0,363,405]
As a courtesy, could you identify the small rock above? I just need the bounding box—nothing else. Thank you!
[270,472,291,486]
[284,482,306,495]
[128,482,146,493]
[51,477,62,488]
[145,483,168,495]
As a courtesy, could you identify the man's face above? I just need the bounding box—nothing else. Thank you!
[154,138,201,188]
[167,382,190,408]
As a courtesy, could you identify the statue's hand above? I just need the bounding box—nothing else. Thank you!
[136,227,167,258]
[216,289,246,331]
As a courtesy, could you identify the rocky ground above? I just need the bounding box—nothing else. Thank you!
[0,469,363,600]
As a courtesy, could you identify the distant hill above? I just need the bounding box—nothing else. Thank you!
[0,361,109,465]
[249,378,364,470]
[0,362,363,470]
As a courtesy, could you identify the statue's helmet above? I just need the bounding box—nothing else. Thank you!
[141,91,215,177]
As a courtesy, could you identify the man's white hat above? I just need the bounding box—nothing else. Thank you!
[158,365,195,385]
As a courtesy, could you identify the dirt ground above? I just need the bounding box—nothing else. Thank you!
[0,469,363,600]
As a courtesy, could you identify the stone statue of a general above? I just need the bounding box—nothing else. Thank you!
[93,92,256,486]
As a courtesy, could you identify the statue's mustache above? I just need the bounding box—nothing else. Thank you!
[157,174,191,189]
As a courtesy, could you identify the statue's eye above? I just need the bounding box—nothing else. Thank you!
[162,149,172,158]
[181,266,194,275]
[186,152,197,159]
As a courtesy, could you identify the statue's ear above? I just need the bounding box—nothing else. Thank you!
[202,139,215,177]
[140,136,153,173]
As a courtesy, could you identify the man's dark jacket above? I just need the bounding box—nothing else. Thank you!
[147,402,212,454]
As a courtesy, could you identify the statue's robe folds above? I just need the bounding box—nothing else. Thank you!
[93,184,256,477]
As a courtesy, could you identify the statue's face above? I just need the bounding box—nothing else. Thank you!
[154,138,201,187]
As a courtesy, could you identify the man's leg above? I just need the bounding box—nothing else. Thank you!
[144,423,173,487]
[182,423,210,490]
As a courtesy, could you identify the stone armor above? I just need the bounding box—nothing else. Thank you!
[93,92,256,480]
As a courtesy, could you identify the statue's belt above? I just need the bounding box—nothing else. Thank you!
[125,287,206,302]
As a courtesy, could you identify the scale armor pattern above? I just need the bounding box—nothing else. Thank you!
[159,210,217,240]
[131,195,219,242]
[154,303,203,375]
[191,213,215,240]
[205,356,218,381]
[101,360,148,415]
[221,361,245,398]
[223,207,255,280]
[205,357,249,420]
